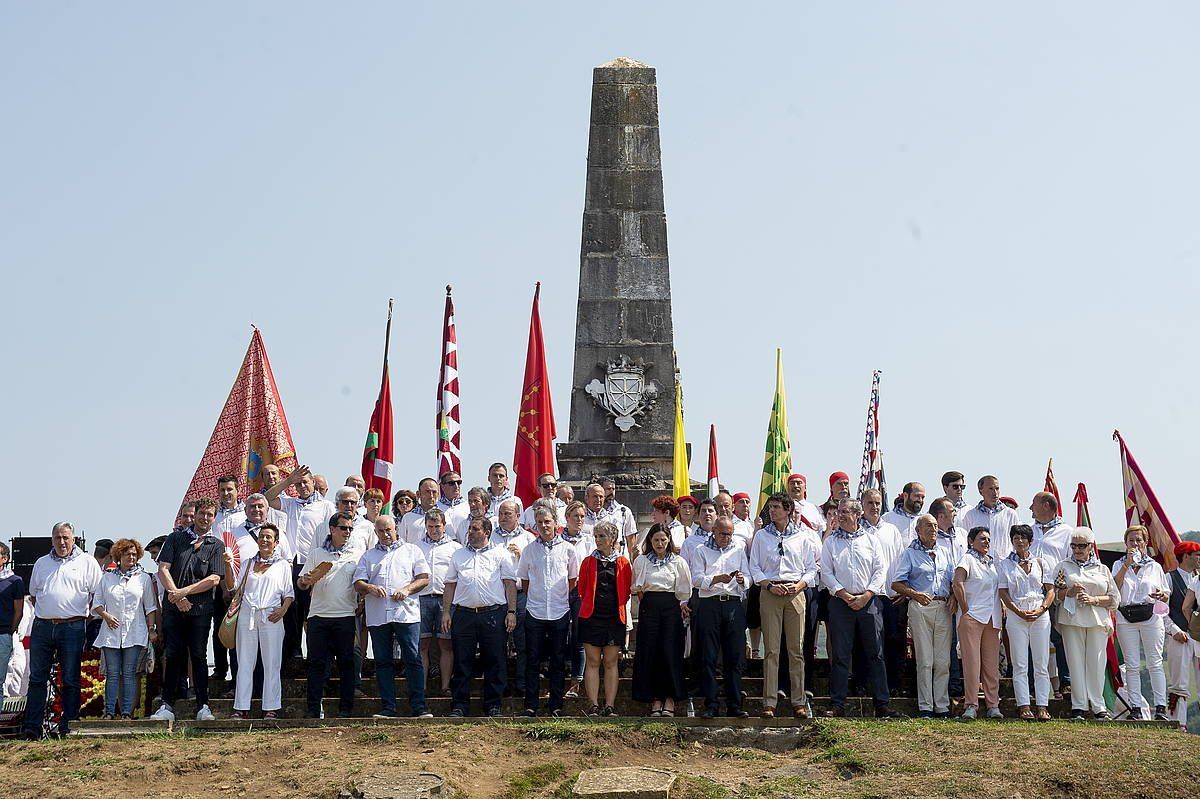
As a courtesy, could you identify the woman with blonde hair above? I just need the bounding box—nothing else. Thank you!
[575,522,631,716]
[93,538,159,719]
[1112,524,1170,720]
[1054,526,1121,719]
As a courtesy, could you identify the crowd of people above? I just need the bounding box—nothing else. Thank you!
[7,463,1200,739]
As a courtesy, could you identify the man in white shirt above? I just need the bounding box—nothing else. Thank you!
[516,507,580,716]
[600,478,639,553]
[22,522,102,740]
[959,475,1019,561]
[748,493,820,719]
[320,487,375,554]
[264,463,336,666]
[210,474,245,686]
[435,471,471,533]
[692,518,751,718]
[882,482,924,541]
[681,500,717,570]
[821,499,902,718]
[298,510,366,718]
[1028,489,1075,696]
[486,462,523,519]
[519,474,567,530]
[454,486,493,544]
[714,491,754,546]
[415,509,461,698]
[353,516,432,718]
[940,471,970,516]
[215,474,245,528]
[399,478,440,543]
[786,474,826,534]
[442,516,518,717]
[860,488,907,698]
[493,499,535,696]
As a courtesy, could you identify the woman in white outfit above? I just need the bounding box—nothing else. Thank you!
[996,525,1055,721]
[222,523,293,719]
[1112,524,1170,720]
[93,538,160,719]
[1054,526,1121,720]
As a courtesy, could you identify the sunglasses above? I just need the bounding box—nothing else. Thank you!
[441,480,463,486]
[334,525,355,532]
[1069,542,1091,549]
[540,482,557,489]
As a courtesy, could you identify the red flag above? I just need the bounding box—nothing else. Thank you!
[1073,482,1091,528]
[436,286,462,475]
[1113,430,1180,570]
[180,328,298,512]
[707,424,719,499]
[513,282,556,506]
[362,301,394,509]
[1043,458,1062,514]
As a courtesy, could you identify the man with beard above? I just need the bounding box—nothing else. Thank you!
[882,482,925,541]
[786,474,826,533]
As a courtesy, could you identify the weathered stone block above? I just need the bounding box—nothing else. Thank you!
[622,300,674,344]
[587,125,661,170]
[341,773,445,799]
[573,767,675,799]
[585,169,665,213]
[592,61,657,86]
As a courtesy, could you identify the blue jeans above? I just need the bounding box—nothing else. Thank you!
[24,618,85,737]
[369,621,426,715]
[102,646,144,716]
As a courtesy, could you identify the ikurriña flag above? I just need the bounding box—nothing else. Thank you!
[180,327,298,511]
[362,300,395,511]
[513,282,556,507]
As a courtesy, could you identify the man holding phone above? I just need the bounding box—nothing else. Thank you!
[690,517,751,718]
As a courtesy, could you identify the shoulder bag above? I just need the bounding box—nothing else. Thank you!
[217,558,253,650]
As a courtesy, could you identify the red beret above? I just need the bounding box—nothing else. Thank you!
[787,474,807,484]
[1174,541,1200,557]
[829,471,850,488]
[676,495,698,507]
[732,492,751,503]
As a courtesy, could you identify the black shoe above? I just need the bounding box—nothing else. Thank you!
[918,710,934,719]
[731,710,750,719]
[700,709,716,719]
[876,706,906,719]
[602,705,616,717]
[488,707,503,718]
[824,707,846,718]
[933,711,952,719]
[1070,709,1087,720]
[450,708,465,718]
[521,708,536,717]
[1154,706,1169,721]
[303,711,321,719]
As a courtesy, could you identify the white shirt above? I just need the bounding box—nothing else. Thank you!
[29,548,102,619]
[487,489,522,519]
[997,554,1053,613]
[436,496,471,531]
[935,526,968,566]
[959,502,1019,561]
[598,501,638,542]
[452,513,495,545]
[214,507,289,539]
[300,539,367,618]
[861,518,905,598]
[730,517,755,548]
[415,535,463,596]
[398,507,435,544]
[309,515,375,559]
[519,498,567,531]
[445,543,516,608]
[881,509,919,542]
[239,558,294,615]
[516,538,580,621]
[680,528,712,572]
[631,554,692,599]
[222,521,296,583]
[93,569,157,649]
[354,543,430,627]
[1054,558,1120,628]
[561,530,596,565]
[793,499,827,534]
[957,552,1002,628]
[691,541,751,599]
[1031,518,1073,565]
[749,524,820,587]
[489,526,536,569]
[820,531,886,596]
[279,494,336,565]
[1112,555,1169,608]
[214,502,245,529]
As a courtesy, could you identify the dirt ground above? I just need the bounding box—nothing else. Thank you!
[3,719,1197,799]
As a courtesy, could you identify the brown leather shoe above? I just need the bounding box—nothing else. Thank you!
[760,707,775,719]
[793,704,810,719]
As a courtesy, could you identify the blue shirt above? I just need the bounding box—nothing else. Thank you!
[0,573,27,634]
[891,543,952,598]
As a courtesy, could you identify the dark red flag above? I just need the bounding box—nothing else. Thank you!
[513,282,557,506]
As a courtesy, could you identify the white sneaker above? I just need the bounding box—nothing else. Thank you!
[985,707,1003,720]
[195,704,216,722]
[960,706,977,720]
[149,704,175,722]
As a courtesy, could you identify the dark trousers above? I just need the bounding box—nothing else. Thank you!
[23,618,85,736]
[162,608,212,709]
[803,587,820,693]
[369,621,426,715]
[567,590,584,681]
[949,620,964,696]
[880,597,908,695]
[697,597,746,714]
[828,598,889,708]
[1049,605,1070,686]
[524,612,570,713]
[212,590,230,679]
[307,615,357,716]
[284,561,311,660]
[509,590,528,694]
[451,605,507,713]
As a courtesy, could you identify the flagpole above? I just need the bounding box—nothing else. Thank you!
[381,298,394,384]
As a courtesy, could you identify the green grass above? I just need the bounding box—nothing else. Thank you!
[807,721,866,775]
[500,762,568,799]
[677,775,732,799]
[18,749,54,764]
[714,747,772,762]
[63,768,99,782]
[635,720,683,745]
[740,776,818,799]
[353,730,392,744]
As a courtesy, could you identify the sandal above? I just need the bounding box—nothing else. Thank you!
[1036,708,1052,722]
[659,708,674,717]
[649,703,663,717]
[585,704,601,717]
[1018,706,1035,721]
[760,707,775,719]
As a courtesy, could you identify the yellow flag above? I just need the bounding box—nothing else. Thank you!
[757,348,793,515]
[672,379,689,494]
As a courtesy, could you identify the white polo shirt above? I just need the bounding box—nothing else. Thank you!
[861,517,905,598]
[1031,518,1073,566]
[445,543,516,608]
[353,542,430,627]
[29,548,102,619]
[399,506,434,544]
[300,539,366,619]
[279,494,336,565]
[415,535,463,596]
[486,489,523,519]
[516,537,580,621]
[519,498,567,531]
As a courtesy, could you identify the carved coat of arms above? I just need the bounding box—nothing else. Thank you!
[585,355,660,432]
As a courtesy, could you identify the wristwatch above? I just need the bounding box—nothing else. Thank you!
[506,609,517,614]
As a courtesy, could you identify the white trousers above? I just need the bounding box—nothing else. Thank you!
[908,599,952,713]
[1116,616,1166,709]
[235,608,285,711]
[1165,633,1198,726]
[1006,611,1051,706]
[1061,624,1108,713]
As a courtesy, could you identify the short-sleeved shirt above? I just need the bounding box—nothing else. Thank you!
[158,528,226,616]
[957,552,1001,628]
[516,537,580,621]
[0,573,27,634]
[445,543,516,608]
[354,543,430,627]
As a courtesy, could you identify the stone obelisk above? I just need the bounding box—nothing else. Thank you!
[557,57,680,524]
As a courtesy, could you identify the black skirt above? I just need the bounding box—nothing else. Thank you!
[631,590,687,702]
[578,613,626,648]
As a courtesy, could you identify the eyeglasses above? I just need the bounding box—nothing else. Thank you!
[441,479,462,486]
[949,484,966,490]
[337,499,357,504]
[334,525,355,532]
[540,482,557,489]
[1069,542,1091,549]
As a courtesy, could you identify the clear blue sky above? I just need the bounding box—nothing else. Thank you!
[3,3,1197,551]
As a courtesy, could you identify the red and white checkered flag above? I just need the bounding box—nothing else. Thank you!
[436,285,462,475]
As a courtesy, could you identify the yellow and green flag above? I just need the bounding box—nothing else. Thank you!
[757,348,793,515]
[672,378,689,494]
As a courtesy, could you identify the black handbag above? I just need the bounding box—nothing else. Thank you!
[1118,602,1154,624]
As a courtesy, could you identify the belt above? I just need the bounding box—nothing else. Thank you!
[454,603,505,614]
[931,596,949,602]
[702,594,739,603]
[40,616,85,624]
[769,580,793,586]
